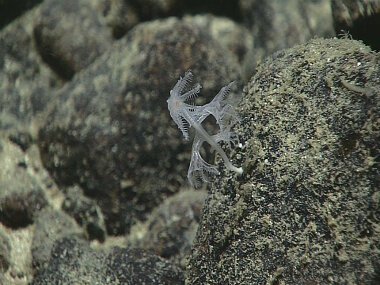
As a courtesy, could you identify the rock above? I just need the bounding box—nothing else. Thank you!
[187,38,380,284]
[128,189,207,268]
[240,0,335,58]
[31,236,184,284]
[0,137,48,229]
[33,0,113,80]
[0,6,63,140]
[31,236,108,284]
[0,227,11,273]
[38,17,242,235]
[0,225,35,284]
[31,207,84,270]
[61,185,107,242]
[106,247,184,284]
[183,14,256,81]
[98,0,139,39]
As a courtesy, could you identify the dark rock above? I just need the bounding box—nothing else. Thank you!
[8,131,33,151]
[240,0,335,59]
[0,227,11,273]
[128,189,207,268]
[38,17,242,235]
[0,138,48,229]
[183,15,255,81]
[187,38,380,284]
[62,185,107,242]
[33,0,113,80]
[0,7,63,140]
[31,236,184,284]
[31,207,84,270]
[106,247,184,284]
[31,237,107,284]
[98,0,139,39]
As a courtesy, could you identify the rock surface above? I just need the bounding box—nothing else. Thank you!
[38,17,242,235]
[0,138,47,229]
[31,236,184,284]
[34,0,113,80]
[187,38,380,284]
[128,189,207,268]
[0,1,379,284]
[61,185,107,242]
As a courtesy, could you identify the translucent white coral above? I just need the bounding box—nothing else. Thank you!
[168,70,242,188]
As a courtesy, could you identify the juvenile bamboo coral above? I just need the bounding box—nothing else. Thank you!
[167,70,243,188]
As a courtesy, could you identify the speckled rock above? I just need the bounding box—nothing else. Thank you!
[240,0,335,58]
[106,247,184,284]
[38,17,242,235]
[0,137,48,229]
[0,227,11,273]
[31,207,84,270]
[31,236,184,284]
[0,6,63,139]
[62,185,107,242]
[183,15,255,81]
[187,38,380,284]
[0,224,35,284]
[98,0,139,38]
[128,189,207,268]
[33,0,113,80]
[31,236,108,284]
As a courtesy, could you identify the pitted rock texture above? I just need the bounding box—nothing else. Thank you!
[187,38,380,285]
